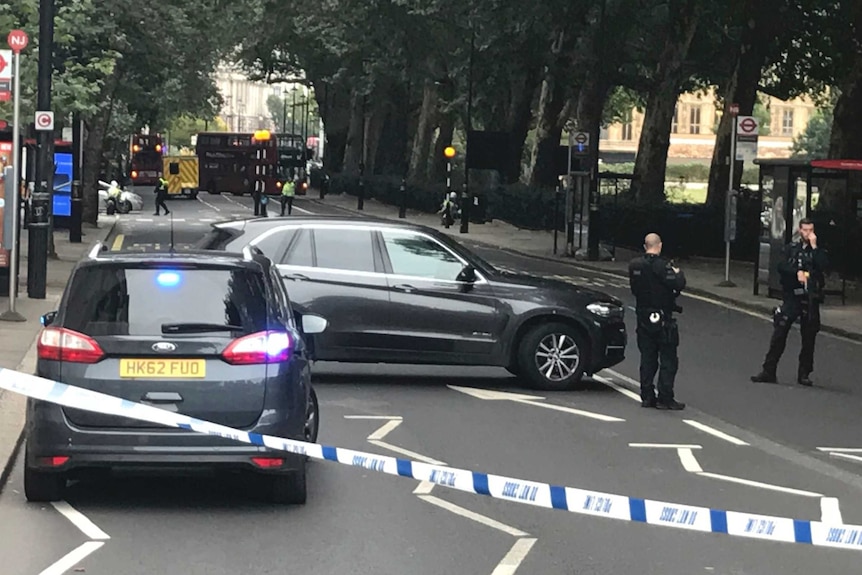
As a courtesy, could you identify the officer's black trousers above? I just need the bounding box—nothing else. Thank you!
[280,196,293,215]
[637,320,679,403]
[762,299,820,377]
[154,193,169,215]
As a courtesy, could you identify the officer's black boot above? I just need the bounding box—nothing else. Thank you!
[798,371,813,387]
[750,371,778,384]
[656,400,685,410]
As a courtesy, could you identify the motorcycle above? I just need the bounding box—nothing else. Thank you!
[99,180,134,215]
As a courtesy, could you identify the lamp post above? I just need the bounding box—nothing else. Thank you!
[460,24,475,234]
[444,146,456,193]
[281,86,288,133]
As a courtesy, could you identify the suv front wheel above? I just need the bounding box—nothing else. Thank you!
[517,322,587,391]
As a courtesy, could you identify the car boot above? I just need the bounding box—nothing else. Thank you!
[750,371,777,384]
[656,400,685,410]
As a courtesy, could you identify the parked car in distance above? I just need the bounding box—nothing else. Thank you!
[26,244,325,504]
[198,216,627,391]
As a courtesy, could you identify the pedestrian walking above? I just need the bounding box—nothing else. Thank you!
[628,233,687,410]
[153,177,170,216]
[280,177,295,215]
[751,218,828,386]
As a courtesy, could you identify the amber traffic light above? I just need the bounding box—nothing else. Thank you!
[444,146,456,159]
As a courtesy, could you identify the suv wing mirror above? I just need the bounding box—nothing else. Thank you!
[301,314,328,334]
[41,311,58,326]
[456,265,477,283]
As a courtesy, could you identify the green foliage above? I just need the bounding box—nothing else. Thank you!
[167,116,228,149]
[792,105,833,159]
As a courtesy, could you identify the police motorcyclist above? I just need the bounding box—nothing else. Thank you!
[153,176,170,216]
[439,191,458,228]
[628,233,687,410]
[751,218,827,386]
[280,176,296,216]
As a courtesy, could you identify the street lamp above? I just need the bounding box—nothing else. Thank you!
[444,146,456,193]
[461,24,475,234]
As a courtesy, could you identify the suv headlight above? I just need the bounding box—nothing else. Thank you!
[587,302,624,318]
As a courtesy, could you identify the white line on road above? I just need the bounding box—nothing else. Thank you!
[39,541,105,575]
[629,443,703,449]
[593,374,640,402]
[696,472,824,497]
[604,369,642,389]
[830,453,862,464]
[134,218,153,222]
[344,415,403,420]
[513,398,624,422]
[677,448,704,473]
[368,419,402,441]
[413,481,436,495]
[222,195,250,210]
[418,495,529,537]
[51,501,110,540]
[490,538,537,575]
[448,385,624,422]
[683,420,750,446]
[368,439,446,465]
[821,497,844,524]
[817,447,862,453]
[196,197,222,212]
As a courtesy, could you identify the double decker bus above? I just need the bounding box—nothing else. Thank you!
[129,133,164,186]
[275,133,310,195]
[195,131,281,196]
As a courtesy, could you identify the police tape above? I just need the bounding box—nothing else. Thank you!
[1,367,861,552]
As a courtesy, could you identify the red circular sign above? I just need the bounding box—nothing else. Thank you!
[739,118,757,134]
[0,120,7,129]
[575,133,587,144]
[7,30,29,54]
[36,112,52,127]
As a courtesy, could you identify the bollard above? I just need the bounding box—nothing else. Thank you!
[398,179,407,218]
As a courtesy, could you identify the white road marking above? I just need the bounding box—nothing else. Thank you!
[604,368,641,389]
[292,205,314,214]
[344,415,403,420]
[367,419,402,440]
[418,495,529,537]
[448,385,624,422]
[200,218,216,222]
[830,452,862,464]
[820,497,844,523]
[134,218,153,222]
[368,439,446,465]
[629,443,703,449]
[696,472,824,497]
[593,374,640,402]
[817,447,862,453]
[683,420,750,446]
[413,481,436,495]
[196,197,222,212]
[51,501,110,540]
[39,541,105,575]
[222,195,250,209]
[490,538,537,575]
[677,448,704,473]
[170,218,186,222]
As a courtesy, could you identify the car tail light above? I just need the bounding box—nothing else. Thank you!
[251,457,284,469]
[222,330,292,365]
[39,456,70,467]
[38,327,105,364]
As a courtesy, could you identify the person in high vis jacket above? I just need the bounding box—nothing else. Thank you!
[280,177,296,216]
[153,176,170,216]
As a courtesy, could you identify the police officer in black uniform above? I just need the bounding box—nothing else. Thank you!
[751,218,828,386]
[629,233,687,410]
[153,176,170,216]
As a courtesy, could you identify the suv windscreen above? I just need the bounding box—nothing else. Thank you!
[62,265,269,337]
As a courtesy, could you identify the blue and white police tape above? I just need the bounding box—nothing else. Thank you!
[1,367,861,552]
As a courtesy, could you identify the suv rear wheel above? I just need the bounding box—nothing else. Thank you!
[24,459,66,502]
[267,458,307,504]
[517,322,587,391]
[305,387,319,444]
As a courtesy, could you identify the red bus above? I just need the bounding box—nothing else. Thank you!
[196,132,281,196]
[129,134,164,186]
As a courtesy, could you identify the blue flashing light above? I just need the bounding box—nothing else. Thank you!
[156,271,181,288]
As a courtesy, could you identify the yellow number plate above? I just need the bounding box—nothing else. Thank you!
[119,359,206,379]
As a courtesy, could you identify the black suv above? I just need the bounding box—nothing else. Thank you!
[199,216,627,390]
[26,244,327,504]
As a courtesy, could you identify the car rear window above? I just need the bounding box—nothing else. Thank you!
[62,265,269,336]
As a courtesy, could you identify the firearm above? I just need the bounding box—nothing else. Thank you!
[669,259,683,314]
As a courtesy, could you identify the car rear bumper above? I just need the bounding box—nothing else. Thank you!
[26,400,305,475]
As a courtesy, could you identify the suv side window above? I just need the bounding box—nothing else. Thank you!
[281,229,314,267]
[380,230,465,281]
[250,229,294,262]
[312,228,376,272]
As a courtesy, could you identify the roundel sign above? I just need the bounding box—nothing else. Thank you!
[737,116,758,136]
[575,132,588,145]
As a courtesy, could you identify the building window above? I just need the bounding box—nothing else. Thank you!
[781,109,794,136]
[621,110,634,141]
[689,106,701,134]
[671,106,679,134]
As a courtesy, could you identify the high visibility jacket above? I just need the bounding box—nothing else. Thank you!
[282,181,295,196]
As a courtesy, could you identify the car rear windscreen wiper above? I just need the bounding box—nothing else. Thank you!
[162,323,245,334]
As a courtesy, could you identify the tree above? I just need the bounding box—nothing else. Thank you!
[267,94,287,132]
[791,105,833,158]
[167,115,227,149]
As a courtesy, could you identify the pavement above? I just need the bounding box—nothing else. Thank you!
[311,192,862,341]
[1,193,862,574]
[0,216,117,493]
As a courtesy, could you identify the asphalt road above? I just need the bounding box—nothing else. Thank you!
[2,192,861,574]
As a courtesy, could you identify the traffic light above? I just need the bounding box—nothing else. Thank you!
[253,130,271,141]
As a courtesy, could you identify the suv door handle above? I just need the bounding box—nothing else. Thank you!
[392,284,416,292]
[284,273,309,281]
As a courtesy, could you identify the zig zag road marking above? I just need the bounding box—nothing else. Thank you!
[345,415,536,573]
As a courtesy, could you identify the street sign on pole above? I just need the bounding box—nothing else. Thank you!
[729,103,739,116]
[735,116,759,161]
[35,111,54,131]
[0,50,11,79]
[572,131,590,155]
[0,34,27,321]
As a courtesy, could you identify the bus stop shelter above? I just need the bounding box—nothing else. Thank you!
[754,158,862,303]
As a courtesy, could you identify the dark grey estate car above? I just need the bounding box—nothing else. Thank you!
[198,216,627,390]
[26,244,325,504]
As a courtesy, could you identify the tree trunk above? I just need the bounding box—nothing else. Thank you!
[528,29,570,188]
[706,0,783,207]
[632,2,701,204]
[828,59,862,160]
[364,101,388,176]
[407,79,438,182]
[82,108,112,226]
[342,90,366,174]
[315,81,352,173]
[376,85,411,178]
[428,113,456,182]
[505,68,540,184]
